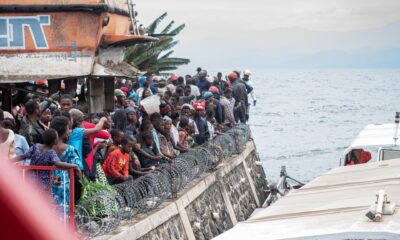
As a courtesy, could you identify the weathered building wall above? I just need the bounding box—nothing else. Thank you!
[96,141,268,240]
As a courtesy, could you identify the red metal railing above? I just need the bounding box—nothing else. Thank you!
[17,165,75,229]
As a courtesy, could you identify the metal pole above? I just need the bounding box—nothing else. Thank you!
[394,112,399,145]
[69,168,75,229]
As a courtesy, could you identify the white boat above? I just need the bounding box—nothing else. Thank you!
[341,113,400,165]
[214,113,400,240]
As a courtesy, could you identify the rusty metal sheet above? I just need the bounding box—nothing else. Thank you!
[0,11,100,81]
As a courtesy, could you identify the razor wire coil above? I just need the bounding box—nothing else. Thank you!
[78,124,251,237]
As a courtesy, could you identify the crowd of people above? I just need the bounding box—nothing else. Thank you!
[0,68,256,207]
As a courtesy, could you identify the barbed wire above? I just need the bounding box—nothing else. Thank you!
[78,124,252,237]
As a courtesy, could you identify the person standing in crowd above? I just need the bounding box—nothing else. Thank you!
[102,136,134,184]
[0,110,16,160]
[38,100,55,130]
[196,70,211,93]
[124,107,139,138]
[106,129,124,158]
[113,109,128,132]
[139,133,164,168]
[159,103,172,117]
[2,117,27,159]
[219,88,236,127]
[128,136,155,178]
[187,77,201,98]
[193,102,209,145]
[20,100,45,146]
[229,72,248,123]
[82,113,111,180]
[50,116,83,203]
[178,116,190,150]
[11,129,81,191]
[150,112,164,155]
[243,69,256,120]
[169,112,180,146]
[68,109,108,161]
[157,79,168,95]
[167,75,179,94]
[59,94,74,112]
[207,88,223,124]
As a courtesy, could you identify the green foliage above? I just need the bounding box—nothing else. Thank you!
[125,12,190,74]
[79,177,119,217]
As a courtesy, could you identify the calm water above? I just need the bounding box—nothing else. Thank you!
[247,69,400,183]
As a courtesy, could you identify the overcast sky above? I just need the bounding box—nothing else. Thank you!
[135,0,400,72]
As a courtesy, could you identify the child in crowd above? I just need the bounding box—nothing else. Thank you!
[105,129,124,158]
[139,133,163,168]
[178,117,190,150]
[11,129,81,190]
[187,123,196,148]
[128,136,155,178]
[206,109,223,139]
[102,136,134,185]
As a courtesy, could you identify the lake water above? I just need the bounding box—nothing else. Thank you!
[247,69,400,183]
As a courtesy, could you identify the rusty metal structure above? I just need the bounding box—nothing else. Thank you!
[0,0,157,112]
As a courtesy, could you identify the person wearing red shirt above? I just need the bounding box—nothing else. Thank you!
[346,149,372,165]
[102,136,134,184]
[82,117,111,180]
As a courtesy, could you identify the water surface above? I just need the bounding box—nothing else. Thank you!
[248,69,400,183]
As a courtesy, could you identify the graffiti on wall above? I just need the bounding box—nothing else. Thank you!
[0,15,50,50]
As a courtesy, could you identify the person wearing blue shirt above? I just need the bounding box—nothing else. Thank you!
[196,70,211,93]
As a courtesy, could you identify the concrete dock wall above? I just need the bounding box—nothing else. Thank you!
[96,141,267,240]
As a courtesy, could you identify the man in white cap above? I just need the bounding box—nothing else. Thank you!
[243,69,256,121]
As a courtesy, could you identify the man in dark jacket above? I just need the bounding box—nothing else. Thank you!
[229,72,248,123]
[193,102,209,145]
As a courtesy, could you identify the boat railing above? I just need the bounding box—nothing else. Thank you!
[16,165,75,230]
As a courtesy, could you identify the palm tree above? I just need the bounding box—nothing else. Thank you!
[124,12,190,75]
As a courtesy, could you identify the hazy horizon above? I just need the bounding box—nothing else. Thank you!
[135,0,400,73]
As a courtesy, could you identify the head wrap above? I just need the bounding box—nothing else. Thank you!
[171,75,178,81]
[114,89,123,97]
[228,72,238,80]
[120,87,129,94]
[209,86,219,94]
[128,92,138,100]
[39,101,55,114]
[160,104,172,114]
[203,91,213,99]
[244,69,252,76]
[193,102,205,111]
[181,103,194,110]
[151,75,159,81]
[139,76,147,87]
[163,116,172,122]
[125,107,136,114]
[36,79,48,87]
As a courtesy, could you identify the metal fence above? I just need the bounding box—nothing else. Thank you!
[78,124,252,237]
[17,165,76,229]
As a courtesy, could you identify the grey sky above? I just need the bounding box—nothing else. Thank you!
[134,0,400,71]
